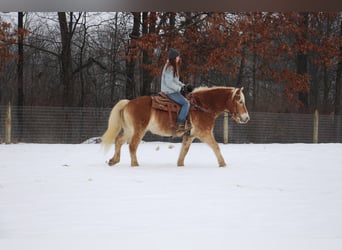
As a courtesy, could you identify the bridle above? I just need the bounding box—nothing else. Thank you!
[229,99,239,122]
[229,90,243,122]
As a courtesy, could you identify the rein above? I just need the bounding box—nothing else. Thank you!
[188,94,215,115]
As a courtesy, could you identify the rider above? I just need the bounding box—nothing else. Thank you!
[161,48,192,132]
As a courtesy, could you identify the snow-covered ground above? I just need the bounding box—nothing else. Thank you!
[1,142,342,248]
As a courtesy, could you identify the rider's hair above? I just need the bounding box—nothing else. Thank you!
[166,58,181,78]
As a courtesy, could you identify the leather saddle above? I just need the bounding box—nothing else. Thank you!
[151,92,193,131]
[151,92,182,113]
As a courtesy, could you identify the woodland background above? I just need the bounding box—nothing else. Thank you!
[0,12,341,114]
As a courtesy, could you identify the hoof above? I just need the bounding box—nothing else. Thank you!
[219,162,227,167]
[131,162,139,167]
[177,161,184,167]
[108,158,119,166]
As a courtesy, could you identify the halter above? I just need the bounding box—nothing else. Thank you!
[230,102,238,121]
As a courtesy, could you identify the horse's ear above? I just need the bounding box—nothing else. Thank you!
[240,87,244,92]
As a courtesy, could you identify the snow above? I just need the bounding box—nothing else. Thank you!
[1,142,342,248]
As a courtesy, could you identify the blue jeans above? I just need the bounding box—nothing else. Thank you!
[167,92,190,124]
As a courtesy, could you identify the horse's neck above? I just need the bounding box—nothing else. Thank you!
[192,88,231,114]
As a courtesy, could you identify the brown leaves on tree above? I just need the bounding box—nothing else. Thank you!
[126,12,340,107]
[0,20,19,73]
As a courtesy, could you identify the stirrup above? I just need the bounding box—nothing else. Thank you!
[176,125,186,133]
[176,122,191,133]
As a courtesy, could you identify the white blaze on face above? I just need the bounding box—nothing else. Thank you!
[238,92,250,124]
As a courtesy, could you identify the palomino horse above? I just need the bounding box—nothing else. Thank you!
[102,86,250,167]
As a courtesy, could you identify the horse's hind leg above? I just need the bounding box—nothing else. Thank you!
[177,135,195,166]
[129,131,145,167]
[200,133,226,167]
[108,131,125,166]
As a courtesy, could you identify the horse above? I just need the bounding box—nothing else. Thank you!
[101,86,250,167]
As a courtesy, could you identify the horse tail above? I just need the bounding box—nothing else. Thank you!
[102,99,130,152]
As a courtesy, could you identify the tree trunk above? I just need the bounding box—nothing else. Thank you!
[297,51,309,109]
[141,12,156,96]
[169,12,176,26]
[58,12,75,143]
[17,12,24,140]
[252,51,257,111]
[335,20,342,116]
[141,12,149,96]
[126,12,140,99]
[236,46,246,87]
[58,12,74,107]
[323,66,329,112]
[110,12,119,102]
[322,15,332,113]
[297,12,309,110]
[78,13,87,107]
[126,57,136,100]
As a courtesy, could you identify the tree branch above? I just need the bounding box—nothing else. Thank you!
[73,57,107,75]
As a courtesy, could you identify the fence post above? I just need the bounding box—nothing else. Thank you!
[223,112,229,144]
[5,102,12,144]
[313,109,319,143]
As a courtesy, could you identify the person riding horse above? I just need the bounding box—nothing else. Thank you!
[161,48,193,132]
[101,50,250,167]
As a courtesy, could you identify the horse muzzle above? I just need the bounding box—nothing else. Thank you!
[233,113,249,124]
[239,113,250,124]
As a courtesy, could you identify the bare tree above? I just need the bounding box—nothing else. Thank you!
[17,12,24,138]
[141,12,156,96]
[296,12,309,110]
[335,19,342,116]
[125,12,140,99]
[58,12,83,107]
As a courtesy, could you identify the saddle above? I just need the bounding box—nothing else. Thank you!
[151,92,193,132]
[151,93,180,112]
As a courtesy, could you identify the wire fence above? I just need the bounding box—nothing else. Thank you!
[1,105,341,144]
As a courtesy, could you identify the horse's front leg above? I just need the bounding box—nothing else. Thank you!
[200,133,226,167]
[177,134,195,166]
